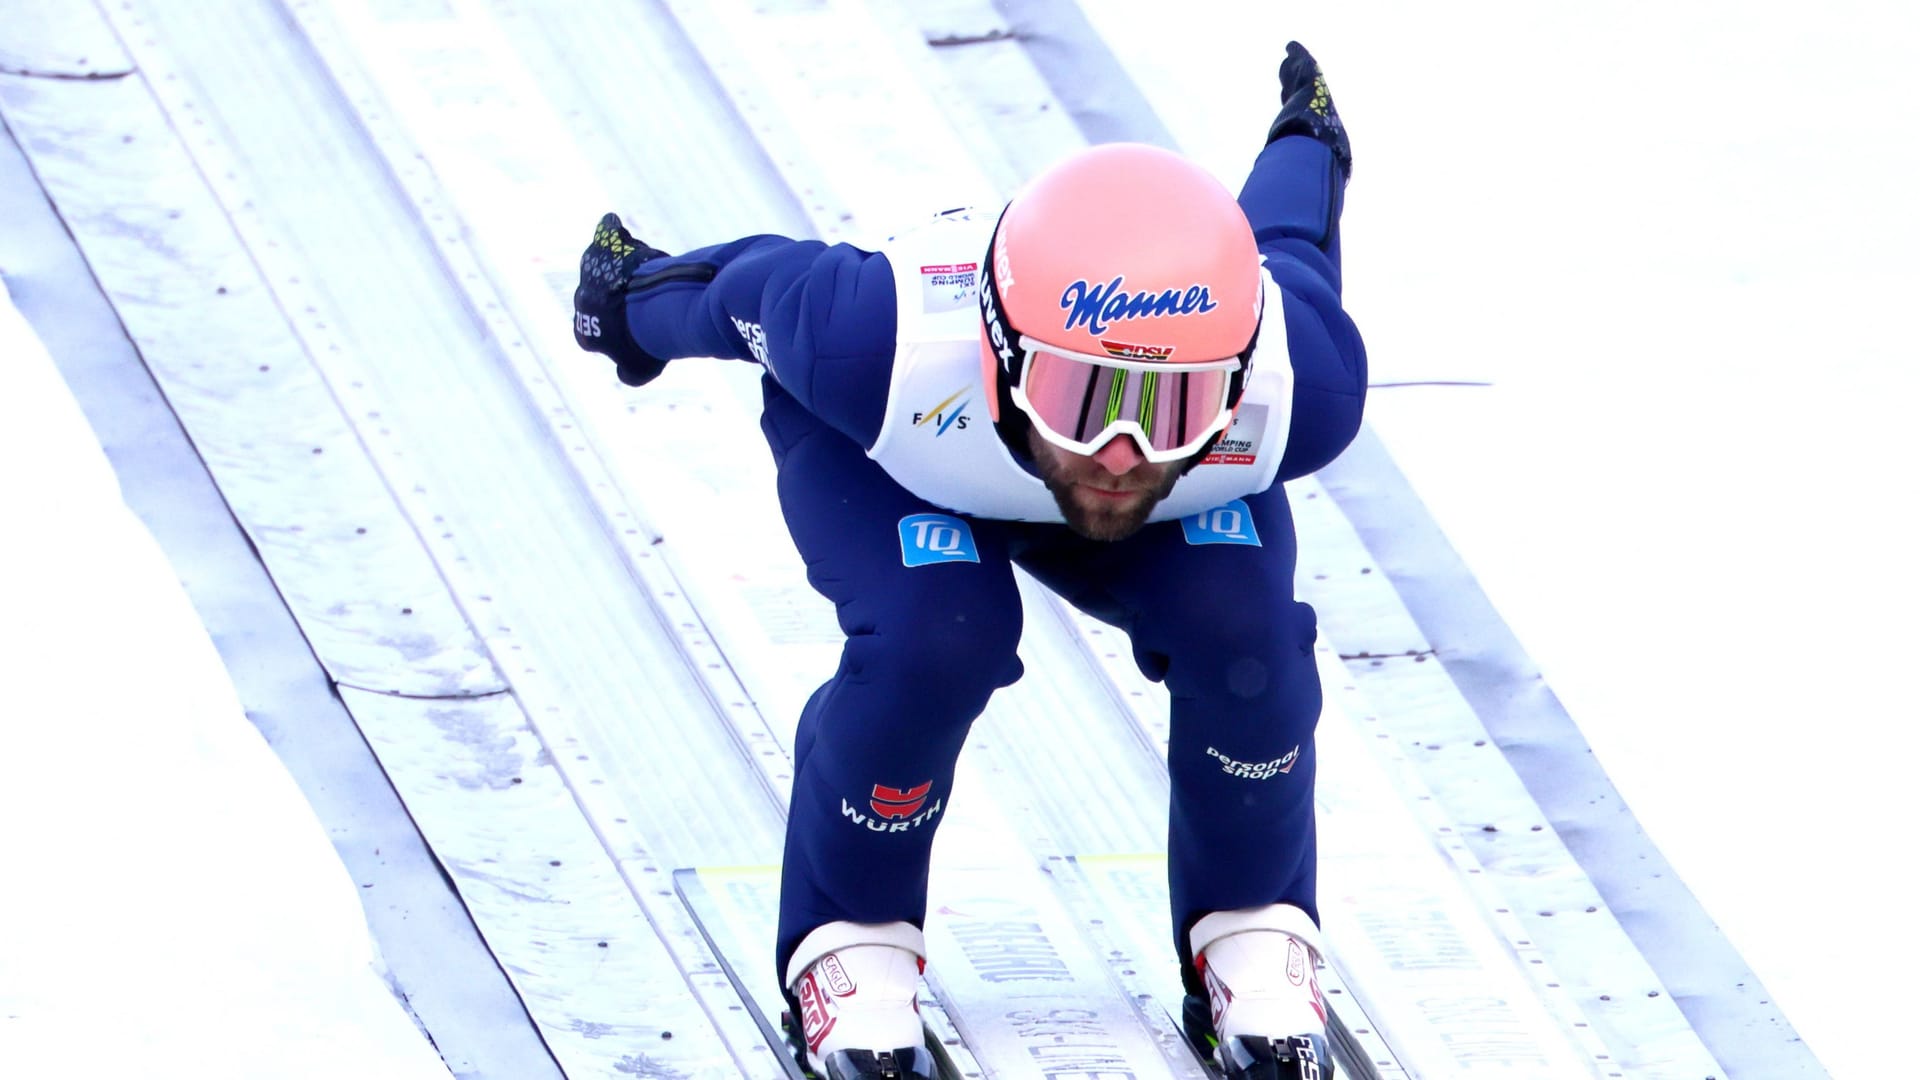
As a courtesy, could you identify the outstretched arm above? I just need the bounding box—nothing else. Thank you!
[1240,43,1368,480]
[572,216,899,446]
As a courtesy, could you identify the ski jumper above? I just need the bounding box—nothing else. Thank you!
[618,135,1365,991]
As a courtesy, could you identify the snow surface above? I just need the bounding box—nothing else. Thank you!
[1071,3,1918,1069]
[3,1,1914,1075]
[0,280,452,1079]
[1314,5,1920,1076]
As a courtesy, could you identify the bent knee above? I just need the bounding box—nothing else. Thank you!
[845,601,1024,706]
[1167,599,1318,702]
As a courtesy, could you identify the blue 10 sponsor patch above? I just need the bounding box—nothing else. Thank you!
[898,513,980,566]
[1180,500,1262,546]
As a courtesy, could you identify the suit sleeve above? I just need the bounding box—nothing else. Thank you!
[1239,136,1369,481]
[619,235,900,447]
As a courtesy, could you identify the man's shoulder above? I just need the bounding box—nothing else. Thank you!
[876,209,994,333]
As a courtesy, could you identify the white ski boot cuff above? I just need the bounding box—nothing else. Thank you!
[1189,902,1323,964]
[786,921,928,1065]
[1190,903,1327,1044]
[785,920,927,990]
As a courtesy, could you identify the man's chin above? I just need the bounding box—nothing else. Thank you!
[1061,490,1158,542]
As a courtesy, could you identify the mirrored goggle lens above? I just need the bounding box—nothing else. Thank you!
[1021,348,1234,456]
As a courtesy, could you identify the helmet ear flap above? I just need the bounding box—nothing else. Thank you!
[977,207,1019,425]
[977,216,1042,462]
[979,293,1036,460]
[1226,321,1259,413]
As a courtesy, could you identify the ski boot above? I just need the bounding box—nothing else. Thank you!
[782,921,939,1080]
[1181,904,1336,1080]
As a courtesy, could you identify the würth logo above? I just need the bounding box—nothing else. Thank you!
[842,780,943,832]
[870,781,932,819]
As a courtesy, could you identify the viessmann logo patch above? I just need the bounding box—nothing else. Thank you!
[1200,404,1265,467]
[920,261,978,313]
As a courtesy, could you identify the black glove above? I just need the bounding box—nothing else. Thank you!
[574,213,671,387]
[1267,41,1352,179]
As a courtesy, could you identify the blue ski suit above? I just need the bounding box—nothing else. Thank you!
[613,135,1365,993]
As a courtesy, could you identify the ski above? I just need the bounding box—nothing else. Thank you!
[1175,997,1379,1080]
[675,867,975,1080]
[1063,855,1396,1080]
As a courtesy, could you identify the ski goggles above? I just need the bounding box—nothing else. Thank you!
[1009,336,1242,463]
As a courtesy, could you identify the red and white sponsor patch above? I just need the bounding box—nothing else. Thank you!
[1200,404,1266,467]
[1200,955,1234,1033]
[870,781,933,820]
[1287,937,1330,1027]
[796,969,837,1053]
[920,262,977,314]
[1098,338,1175,361]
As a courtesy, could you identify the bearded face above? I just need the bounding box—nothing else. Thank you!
[1026,426,1186,542]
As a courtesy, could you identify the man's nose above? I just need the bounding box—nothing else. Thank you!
[1091,435,1148,475]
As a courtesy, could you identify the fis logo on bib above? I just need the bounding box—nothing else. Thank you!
[912,388,971,436]
[898,513,979,566]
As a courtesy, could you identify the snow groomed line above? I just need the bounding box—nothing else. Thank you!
[1315,427,1823,1079]
[0,275,458,1079]
[17,0,777,1074]
[0,77,563,1076]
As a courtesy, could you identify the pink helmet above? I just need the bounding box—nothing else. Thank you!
[978,143,1264,462]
